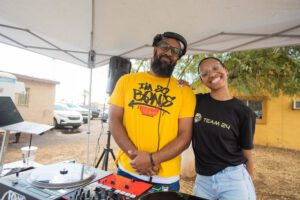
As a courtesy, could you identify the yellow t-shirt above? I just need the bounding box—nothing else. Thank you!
[109,72,196,178]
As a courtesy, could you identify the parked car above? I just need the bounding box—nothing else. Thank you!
[62,102,91,123]
[53,103,83,129]
[91,108,101,119]
[80,105,100,119]
[99,108,108,122]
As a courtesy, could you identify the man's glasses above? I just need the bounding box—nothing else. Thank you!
[199,63,223,78]
[157,41,182,57]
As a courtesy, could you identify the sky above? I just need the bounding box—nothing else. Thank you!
[0,43,109,105]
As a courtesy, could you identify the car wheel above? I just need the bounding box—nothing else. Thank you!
[54,118,61,128]
[73,125,80,129]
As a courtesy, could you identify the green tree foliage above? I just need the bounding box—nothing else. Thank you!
[178,47,300,97]
[131,59,150,73]
[130,46,300,97]
[224,46,300,97]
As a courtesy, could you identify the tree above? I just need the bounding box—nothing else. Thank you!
[130,46,300,97]
[81,89,89,105]
[224,46,300,97]
[178,47,300,97]
[131,59,149,73]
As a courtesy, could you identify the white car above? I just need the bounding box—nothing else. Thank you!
[54,103,83,129]
[62,103,91,124]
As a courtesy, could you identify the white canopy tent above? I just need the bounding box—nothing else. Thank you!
[0,0,300,68]
[0,0,300,165]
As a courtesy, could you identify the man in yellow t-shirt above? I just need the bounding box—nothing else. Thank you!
[109,32,196,191]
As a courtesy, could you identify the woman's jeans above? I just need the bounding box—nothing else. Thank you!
[193,164,256,200]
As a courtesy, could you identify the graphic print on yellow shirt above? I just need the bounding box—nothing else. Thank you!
[128,81,175,117]
[109,72,196,178]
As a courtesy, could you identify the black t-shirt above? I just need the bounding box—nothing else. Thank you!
[192,93,256,176]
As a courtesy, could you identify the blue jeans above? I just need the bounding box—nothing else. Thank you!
[193,164,256,200]
[117,168,180,192]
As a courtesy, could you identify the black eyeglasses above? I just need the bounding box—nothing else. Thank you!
[157,41,182,57]
[199,63,223,78]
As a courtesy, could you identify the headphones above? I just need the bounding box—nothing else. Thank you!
[152,32,187,58]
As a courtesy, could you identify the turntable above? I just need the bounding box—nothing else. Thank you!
[0,162,111,200]
[28,162,98,189]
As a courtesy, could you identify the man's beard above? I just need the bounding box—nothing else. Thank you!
[150,53,176,77]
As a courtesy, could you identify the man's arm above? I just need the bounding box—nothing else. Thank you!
[130,117,193,171]
[109,104,137,159]
[153,117,193,164]
[242,149,254,179]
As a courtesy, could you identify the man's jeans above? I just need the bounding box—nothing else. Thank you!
[117,168,180,192]
[193,164,256,200]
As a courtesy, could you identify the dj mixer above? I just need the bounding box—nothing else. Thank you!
[0,162,206,200]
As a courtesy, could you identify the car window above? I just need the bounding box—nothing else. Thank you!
[65,103,77,108]
[55,104,70,111]
[65,103,83,109]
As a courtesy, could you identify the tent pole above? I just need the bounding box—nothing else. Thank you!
[86,53,94,166]
[86,0,96,166]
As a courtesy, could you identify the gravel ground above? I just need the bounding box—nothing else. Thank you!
[2,119,300,199]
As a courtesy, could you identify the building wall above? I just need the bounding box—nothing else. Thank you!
[16,78,56,125]
[255,95,300,150]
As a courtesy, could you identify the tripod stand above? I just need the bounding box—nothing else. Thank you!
[95,129,116,171]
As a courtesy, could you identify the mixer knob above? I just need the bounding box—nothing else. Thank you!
[124,184,130,189]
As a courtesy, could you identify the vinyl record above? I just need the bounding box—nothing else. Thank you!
[27,162,96,189]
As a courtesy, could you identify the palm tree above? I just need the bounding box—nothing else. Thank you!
[81,89,89,105]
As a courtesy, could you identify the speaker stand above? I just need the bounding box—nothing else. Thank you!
[95,130,116,171]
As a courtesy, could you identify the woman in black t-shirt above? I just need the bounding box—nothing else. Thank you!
[192,57,256,200]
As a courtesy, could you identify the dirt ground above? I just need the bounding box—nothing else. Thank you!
[2,120,300,200]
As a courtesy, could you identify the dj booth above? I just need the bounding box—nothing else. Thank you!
[0,93,206,199]
[0,162,206,200]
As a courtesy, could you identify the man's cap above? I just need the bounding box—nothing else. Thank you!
[152,31,187,57]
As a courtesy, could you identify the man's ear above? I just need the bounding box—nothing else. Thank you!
[153,46,158,55]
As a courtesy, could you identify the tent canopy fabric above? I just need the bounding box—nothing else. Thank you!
[0,0,300,68]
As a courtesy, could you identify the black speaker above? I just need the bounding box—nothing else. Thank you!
[106,56,131,95]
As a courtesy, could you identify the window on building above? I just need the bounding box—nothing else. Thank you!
[17,88,30,106]
[237,97,267,124]
[293,100,300,110]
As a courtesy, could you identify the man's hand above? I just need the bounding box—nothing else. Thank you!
[136,166,159,176]
[129,150,151,170]
[177,79,190,87]
[128,150,158,176]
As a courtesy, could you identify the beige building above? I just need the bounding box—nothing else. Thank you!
[13,73,59,125]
